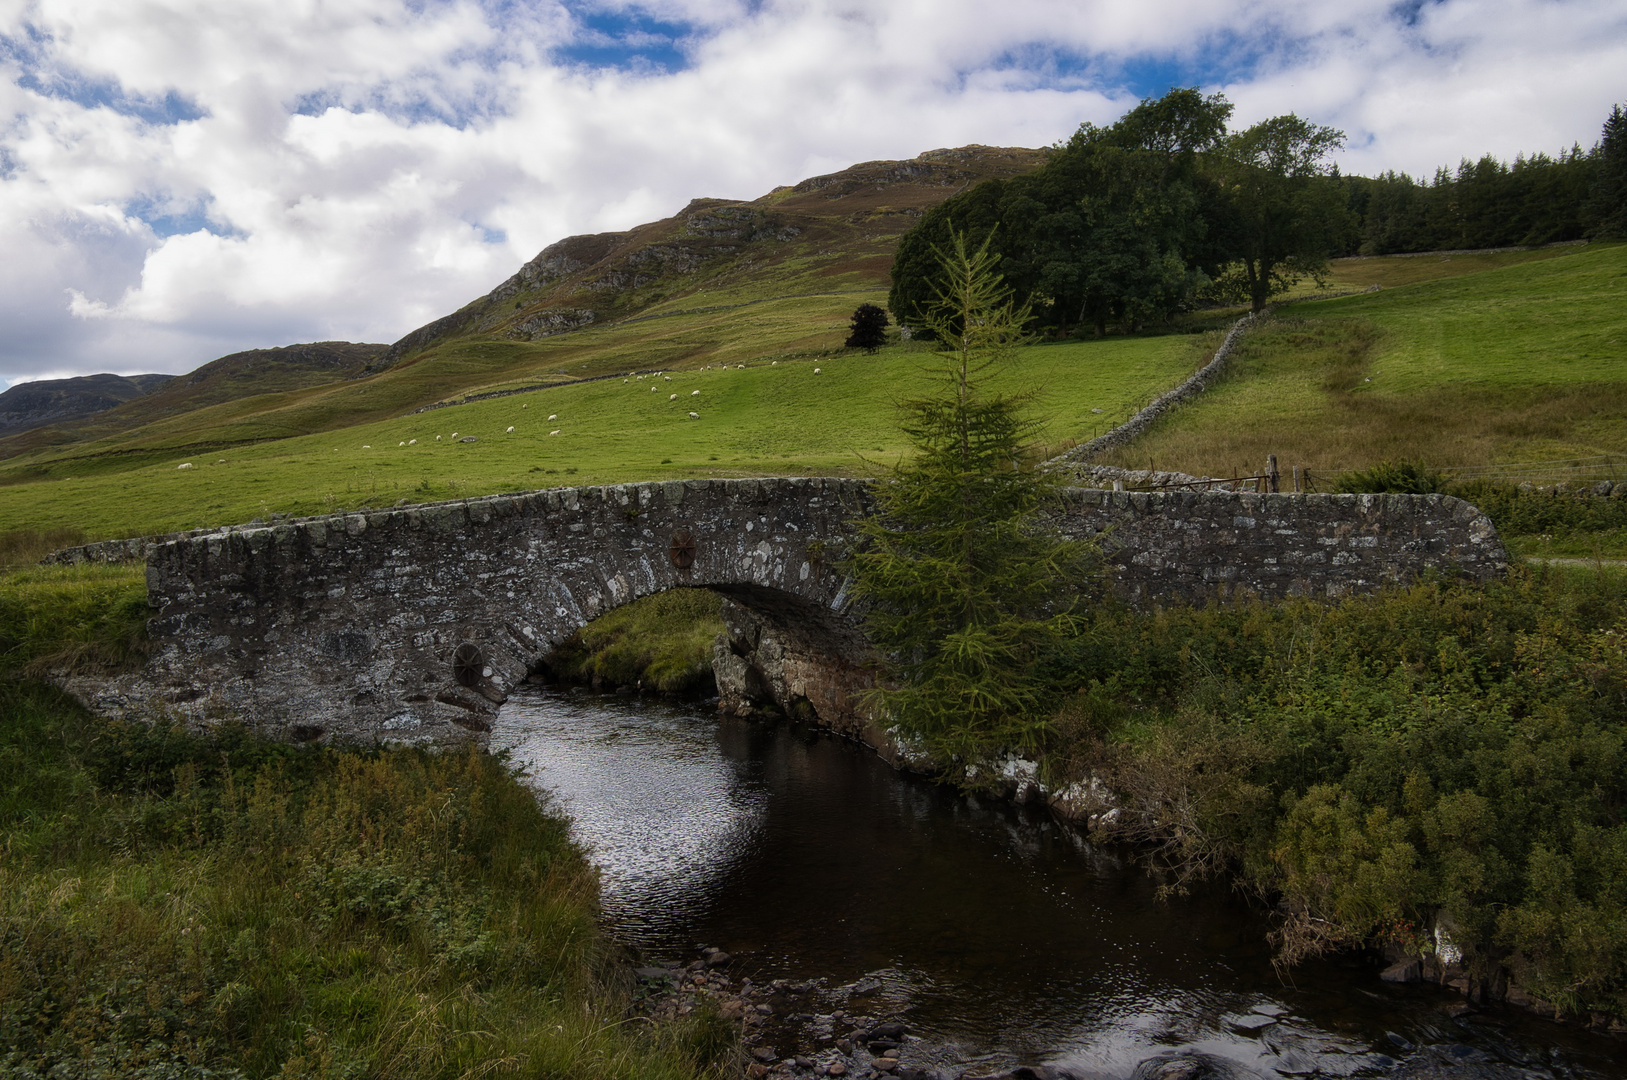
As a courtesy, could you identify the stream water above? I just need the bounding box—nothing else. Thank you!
[492,685,1625,1080]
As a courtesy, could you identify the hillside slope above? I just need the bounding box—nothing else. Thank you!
[1095,241,1627,478]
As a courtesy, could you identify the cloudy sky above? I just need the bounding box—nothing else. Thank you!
[2,0,1623,387]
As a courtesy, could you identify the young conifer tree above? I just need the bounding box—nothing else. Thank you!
[849,232,1088,761]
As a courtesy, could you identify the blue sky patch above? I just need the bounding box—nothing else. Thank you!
[555,6,694,73]
[125,195,238,240]
[3,28,206,126]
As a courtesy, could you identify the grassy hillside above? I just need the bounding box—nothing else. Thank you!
[0,147,1046,482]
[0,331,1206,539]
[1098,241,1627,478]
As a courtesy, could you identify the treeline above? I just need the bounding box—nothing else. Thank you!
[889,93,1627,336]
[1339,145,1607,254]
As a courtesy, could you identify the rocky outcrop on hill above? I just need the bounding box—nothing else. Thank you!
[0,372,171,432]
[380,144,1048,367]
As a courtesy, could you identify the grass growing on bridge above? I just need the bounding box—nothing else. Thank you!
[0,332,1203,540]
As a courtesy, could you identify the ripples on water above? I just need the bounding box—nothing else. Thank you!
[493,686,1624,1079]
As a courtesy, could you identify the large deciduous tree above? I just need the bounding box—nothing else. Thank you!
[1211,115,1348,312]
[889,88,1235,337]
[850,233,1087,761]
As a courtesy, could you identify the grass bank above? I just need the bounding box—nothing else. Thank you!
[0,566,734,1079]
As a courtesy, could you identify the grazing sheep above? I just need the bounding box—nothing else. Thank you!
[669,393,677,400]
[663,376,671,381]
[548,414,557,420]
[362,445,371,449]
[436,435,442,441]
[650,386,657,392]
[550,429,560,436]
[691,390,700,396]
[771,360,778,365]
[506,426,514,433]
[177,462,194,470]
[688,411,699,418]
[451,432,458,438]
[408,439,416,445]
[398,441,405,446]
[522,403,528,408]
[813,368,821,374]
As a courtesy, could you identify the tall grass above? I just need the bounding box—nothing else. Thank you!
[0,562,150,677]
[0,685,735,1079]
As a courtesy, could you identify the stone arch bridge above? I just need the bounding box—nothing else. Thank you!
[68,478,1504,748]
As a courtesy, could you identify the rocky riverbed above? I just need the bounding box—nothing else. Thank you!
[637,947,1618,1080]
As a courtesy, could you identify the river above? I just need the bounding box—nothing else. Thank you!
[492,685,1625,1080]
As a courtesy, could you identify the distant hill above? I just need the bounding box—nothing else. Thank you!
[0,372,172,433]
[0,341,385,459]
[378,145,1048,367]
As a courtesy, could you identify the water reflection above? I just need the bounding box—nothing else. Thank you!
[493,686,1624,1079]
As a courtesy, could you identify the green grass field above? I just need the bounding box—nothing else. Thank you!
[0,333,1205,539]
[1100,241,1627,478]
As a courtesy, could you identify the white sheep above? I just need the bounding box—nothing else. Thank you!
[398,441,405,446]
[771,360,778,365]
[522,403,528,408]
[663,376,671,381]
[548,414,557,420]
[451,432,458,438]
[506,426,514,433]
[436,435,442,441]
[688,411,699,419]
[550,429,561,436]
[650,386,657,392]
[691,390,700,396]
[362,445,371,449]
[408,439,417,445]
[669,393,678,400]
[177,462,193,470]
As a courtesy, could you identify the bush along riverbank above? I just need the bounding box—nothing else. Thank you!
[0,562,736,1079]
[1025,563,1627,1030]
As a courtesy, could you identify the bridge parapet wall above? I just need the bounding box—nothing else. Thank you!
[1051,488,1505,603]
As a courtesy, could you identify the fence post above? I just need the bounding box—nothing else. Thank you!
[1266,455,1280,494]
[1292,465,1301,494]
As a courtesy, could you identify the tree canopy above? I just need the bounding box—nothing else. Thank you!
[889,93,1627,334]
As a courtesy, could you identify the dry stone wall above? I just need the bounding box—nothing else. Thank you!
[57,479,1506,749]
